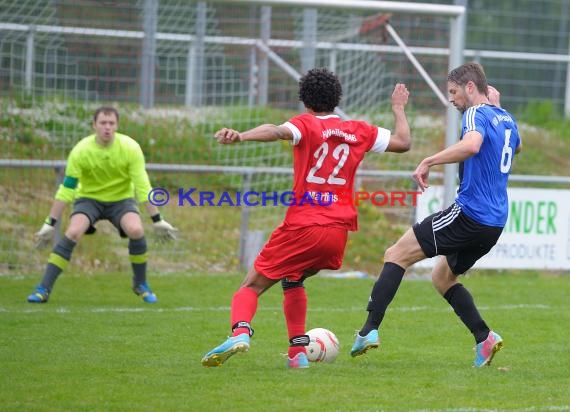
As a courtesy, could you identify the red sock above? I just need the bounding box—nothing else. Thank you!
[230,286,258,337]
[283,287,307,358]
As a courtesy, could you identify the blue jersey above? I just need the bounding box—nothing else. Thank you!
[455,104,520,227]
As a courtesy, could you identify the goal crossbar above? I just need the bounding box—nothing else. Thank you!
[204,0,465,17]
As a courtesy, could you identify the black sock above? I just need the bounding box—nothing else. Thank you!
[444,283,490,343]
[40,236,76,290]
[359,262,405,336]
[129,237,148,286]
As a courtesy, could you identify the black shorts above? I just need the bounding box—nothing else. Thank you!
[71,198,140,238]
[412,203,503,275]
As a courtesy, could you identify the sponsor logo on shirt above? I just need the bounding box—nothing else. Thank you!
[492,113,514,127]
[322,128,357,142]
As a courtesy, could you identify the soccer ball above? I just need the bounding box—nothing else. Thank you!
[306,328,340,363]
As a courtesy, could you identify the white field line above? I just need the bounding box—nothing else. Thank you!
[412,406,570,412]
[0,303,550,314]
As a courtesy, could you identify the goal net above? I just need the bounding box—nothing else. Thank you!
[0,0,462,273]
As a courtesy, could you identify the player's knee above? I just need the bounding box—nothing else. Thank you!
[385,243,418,268]
[432,270,457,296]
[125,225,144,239]
[431,275,447,295]
[64,226,85,242]
[384,244,399,262]
[281,278,304,291]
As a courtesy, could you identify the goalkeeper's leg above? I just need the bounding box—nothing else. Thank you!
[27,213,89,303]
[118,210,157,303]
[27,236,77,303]
[128,237,157,303]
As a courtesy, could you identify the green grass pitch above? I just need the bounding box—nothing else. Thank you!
[1,271,569,411]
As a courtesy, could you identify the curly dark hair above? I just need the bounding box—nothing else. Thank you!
[298,67,342,113]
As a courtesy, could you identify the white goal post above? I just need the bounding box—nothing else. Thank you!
[206,0,467,209]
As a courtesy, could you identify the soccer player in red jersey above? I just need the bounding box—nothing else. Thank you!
[201,67,411,368]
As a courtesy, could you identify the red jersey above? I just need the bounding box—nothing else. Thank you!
[281,113,390,231]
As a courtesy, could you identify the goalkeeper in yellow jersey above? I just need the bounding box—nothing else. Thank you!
[27,106,178,304]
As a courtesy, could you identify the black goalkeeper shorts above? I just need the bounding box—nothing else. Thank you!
[71,197,140,238]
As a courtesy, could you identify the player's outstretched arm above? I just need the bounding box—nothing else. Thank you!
[412,131,483,191]
[215,124,293,144]
[386,83,411,153]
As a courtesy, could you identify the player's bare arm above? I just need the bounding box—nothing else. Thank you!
[144,202,162,218]
[413,131,483,190]
[47,199,69,223]
[386,83,411,153]
[215,124,293,144]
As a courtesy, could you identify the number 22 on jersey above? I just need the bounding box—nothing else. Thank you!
[306,142,350,185]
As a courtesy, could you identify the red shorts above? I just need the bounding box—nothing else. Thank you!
[254,224,348,281]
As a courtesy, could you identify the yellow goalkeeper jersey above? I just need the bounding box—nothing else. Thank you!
[55,133,153,204]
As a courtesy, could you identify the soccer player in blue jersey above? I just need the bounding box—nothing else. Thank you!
[27,106,178,304]
[350,62,522,367]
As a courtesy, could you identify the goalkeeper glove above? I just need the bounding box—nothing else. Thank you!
[151,214,178,242]
[34,217,57,249]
